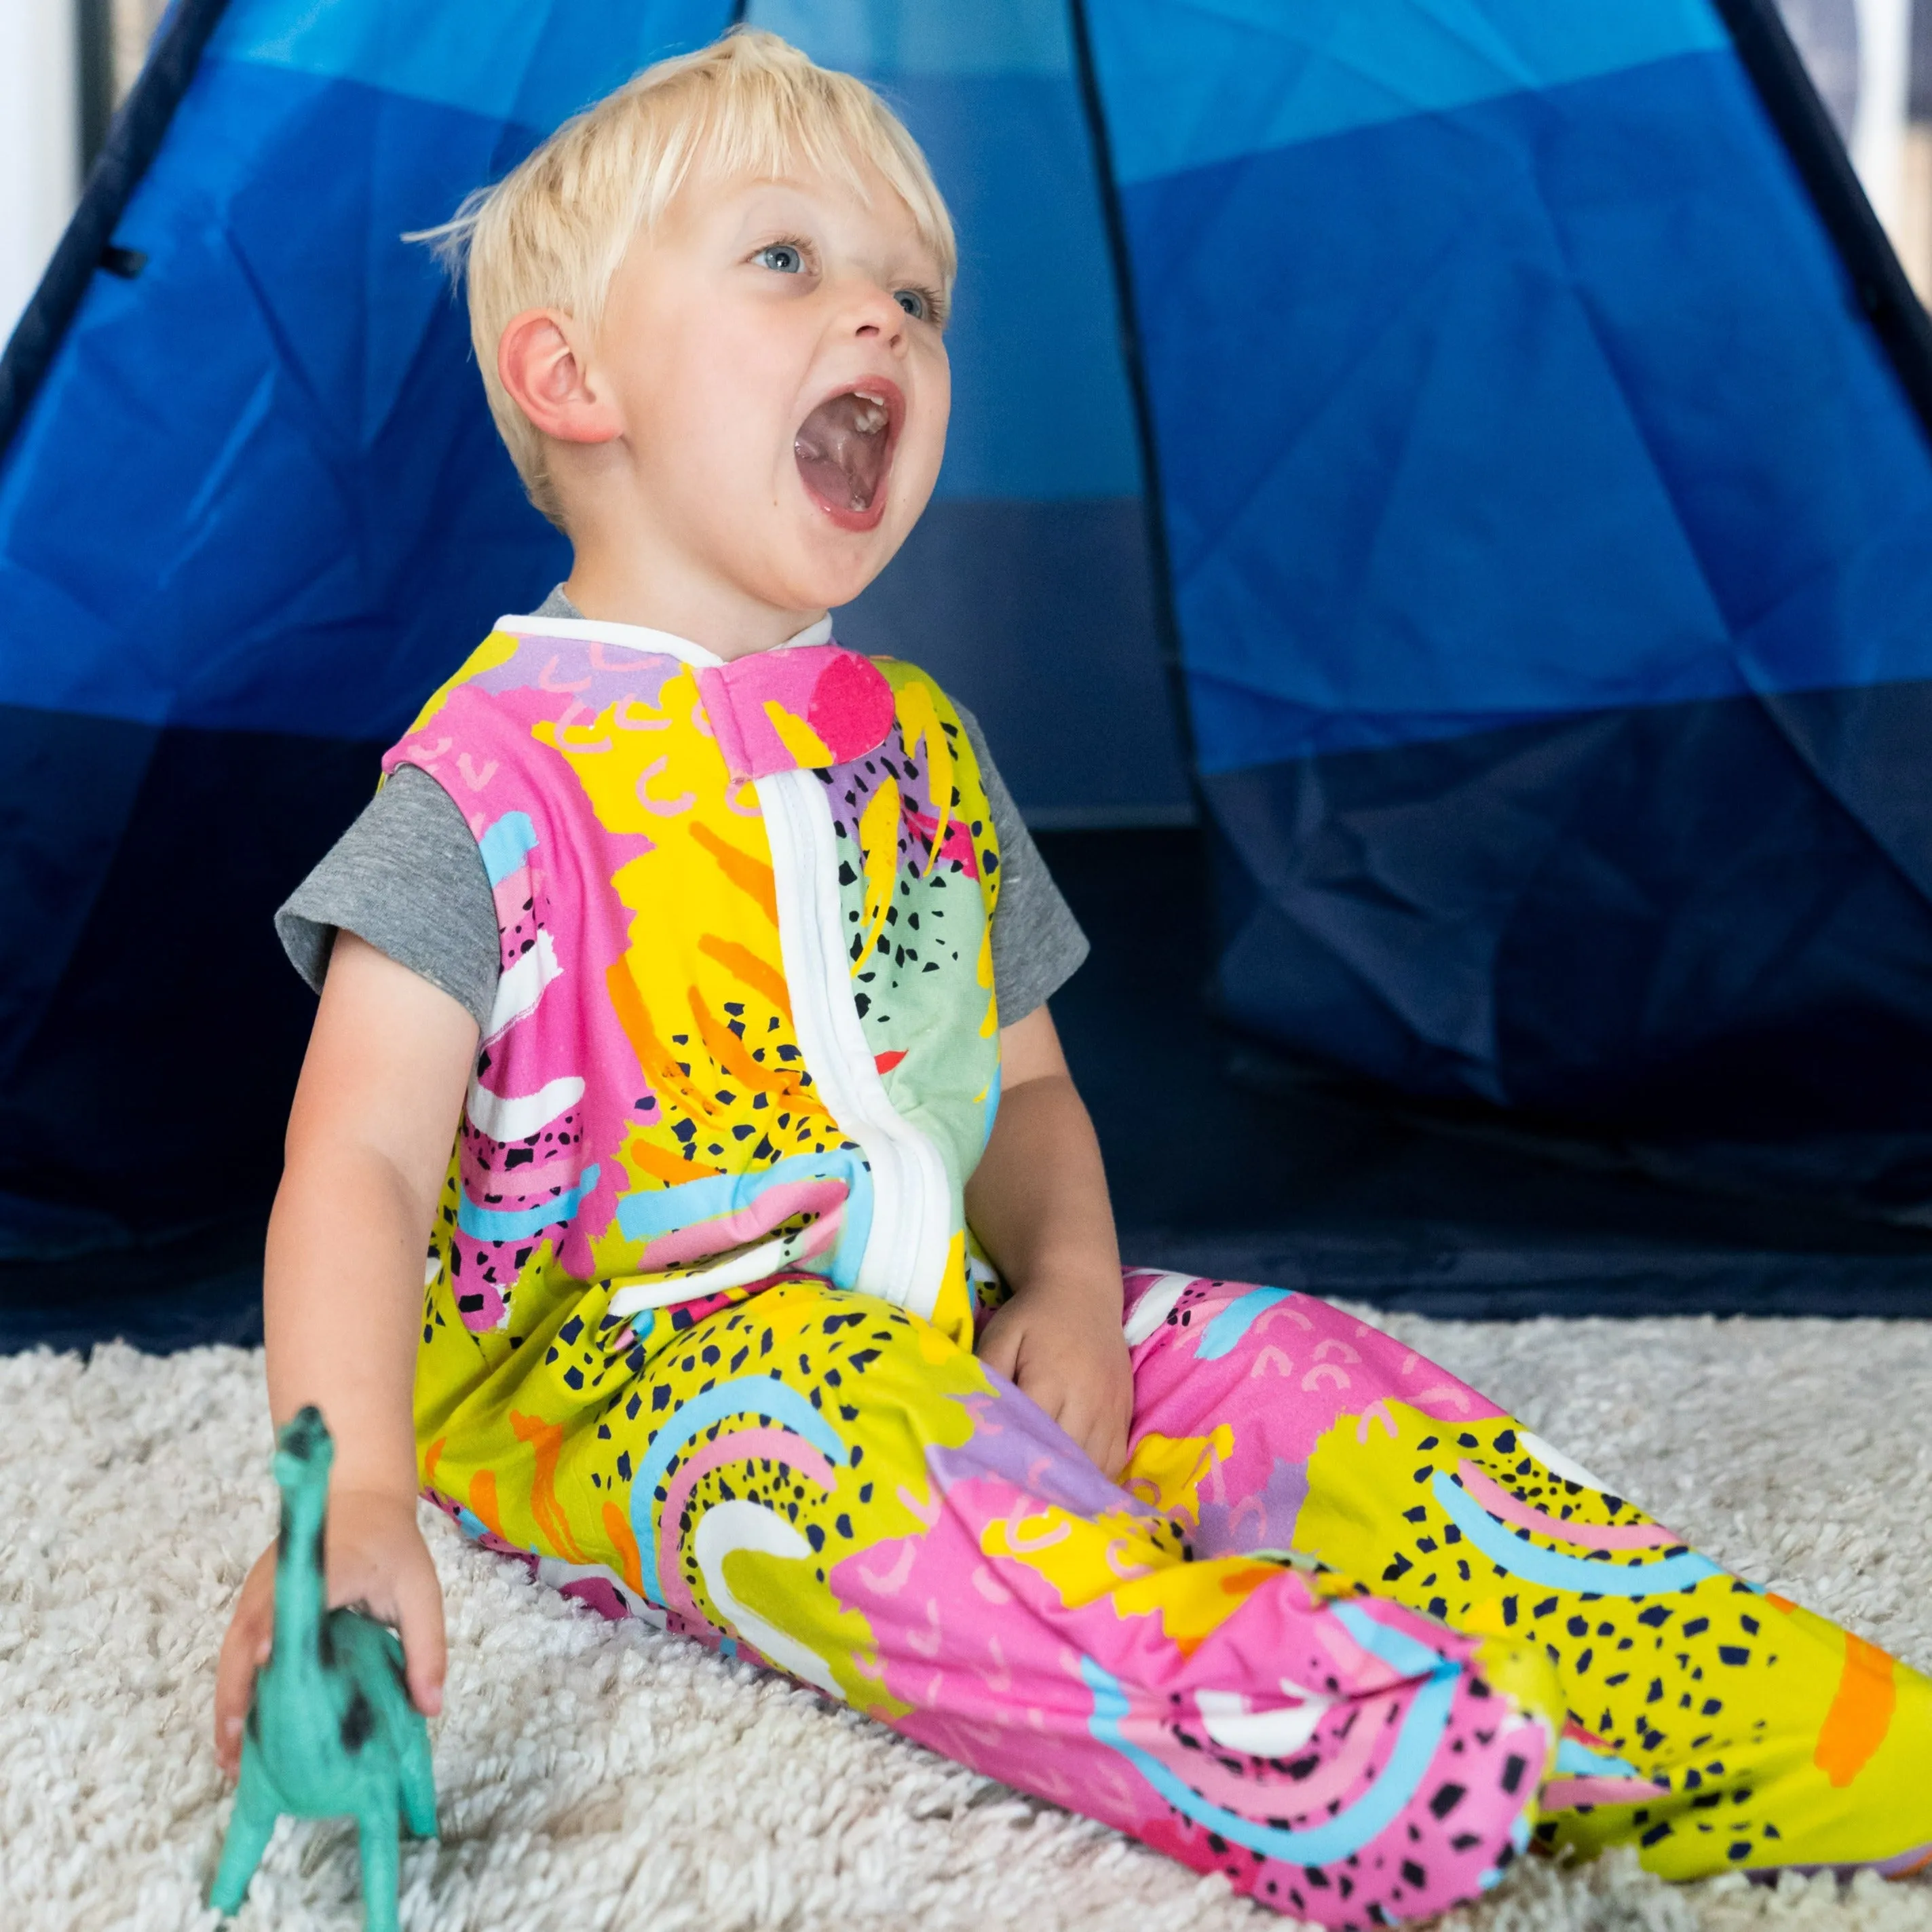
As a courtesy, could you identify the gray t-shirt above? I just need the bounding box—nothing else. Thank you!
[278,596,1088,1033]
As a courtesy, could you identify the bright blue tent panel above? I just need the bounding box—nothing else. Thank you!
[1086,0,1932,1160]
[1090,4,1932,764]
[0,1,727,738]
[1101,0,1732,186]
[209,0,716,122]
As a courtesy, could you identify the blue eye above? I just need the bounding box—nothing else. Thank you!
[757,242,803,274]
[894,288,928,320]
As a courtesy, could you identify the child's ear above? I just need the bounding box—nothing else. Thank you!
[497,309,621,445]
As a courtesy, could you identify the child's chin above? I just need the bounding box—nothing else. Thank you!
[789,510,899,595]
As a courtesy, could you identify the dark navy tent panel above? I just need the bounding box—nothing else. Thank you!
[1086,0,1932,1178]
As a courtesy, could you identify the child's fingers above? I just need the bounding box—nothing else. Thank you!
[212,1593,273,1773]
[1106,1368,1134,1481]
[975,1302,1022,1379]
[1050,1382,1108,1473]
[1090,1416,1126,1483]
[977,1317,1023,1383]
[1063,1377,1130,1483]
[396,1557,447,1718]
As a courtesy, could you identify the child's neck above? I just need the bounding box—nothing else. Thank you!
[561,549,826,663]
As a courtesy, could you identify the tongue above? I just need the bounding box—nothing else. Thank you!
[795,393,888,514]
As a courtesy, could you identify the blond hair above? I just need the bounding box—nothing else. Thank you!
[415,27,956,526]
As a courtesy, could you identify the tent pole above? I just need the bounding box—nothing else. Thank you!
[0,0,233,459]
[1713,0,1932,440]
[76,0,116,173]
[1063,0,1206,816]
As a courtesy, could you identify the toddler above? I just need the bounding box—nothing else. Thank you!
[214,30,1931,1925]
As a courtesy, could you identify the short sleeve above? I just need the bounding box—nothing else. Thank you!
[274,764,500,1033]
[953,703,1091,1023]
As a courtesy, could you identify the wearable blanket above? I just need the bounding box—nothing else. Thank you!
[392,620,1932,1926]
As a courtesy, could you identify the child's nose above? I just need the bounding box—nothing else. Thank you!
[848,282,907,345]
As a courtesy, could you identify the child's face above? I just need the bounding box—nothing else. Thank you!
[588,158,951,620]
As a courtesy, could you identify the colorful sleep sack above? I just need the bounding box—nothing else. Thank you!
[392,614,1932,1927]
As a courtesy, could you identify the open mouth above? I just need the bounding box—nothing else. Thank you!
[794,381,901,531]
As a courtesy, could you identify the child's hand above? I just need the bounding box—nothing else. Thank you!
[977,1276,1134,1480]
[212,1488,447,1781]
[962,1005,1131,1477]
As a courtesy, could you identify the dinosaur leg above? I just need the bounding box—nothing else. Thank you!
[206,1754,282,1914]
[355,1802,402,1932]
[400,1722,438,1839]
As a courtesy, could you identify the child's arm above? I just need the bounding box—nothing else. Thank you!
[965,1004,1133,1478]
[212,932,476,1777]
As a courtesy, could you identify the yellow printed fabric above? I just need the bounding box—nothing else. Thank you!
[383,622,999,1376]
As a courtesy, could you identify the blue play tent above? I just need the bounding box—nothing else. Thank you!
[7,0,1932,1310]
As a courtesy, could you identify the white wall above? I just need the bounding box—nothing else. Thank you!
[0,0,80,346]
[1852,0,1914,240]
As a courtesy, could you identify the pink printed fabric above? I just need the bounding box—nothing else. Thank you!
[387,633,690,1319]
[696,644,896,782]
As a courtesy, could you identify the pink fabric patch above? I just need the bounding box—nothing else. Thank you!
[492,865,533,928]
[480,1156,583,1198]
[558,1576,633,1623]
[1456,1461,1682,1549]
[1541,1776,1669,1808]
[808,649,895,761]
[636,1178,850,1270]
[904,806,979,876]
[698,645,894,782]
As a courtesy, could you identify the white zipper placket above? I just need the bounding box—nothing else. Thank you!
[756,765,954,1318]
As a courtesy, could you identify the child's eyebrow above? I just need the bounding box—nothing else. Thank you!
[719,176,943,287]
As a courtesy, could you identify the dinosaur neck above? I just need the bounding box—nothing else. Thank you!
[270,1478,331,1688]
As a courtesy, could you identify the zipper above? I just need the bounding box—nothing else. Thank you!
[757,765,953,1318]
[503,610,945,1321]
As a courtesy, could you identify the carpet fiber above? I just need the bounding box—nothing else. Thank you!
[5,1311,1931,1932]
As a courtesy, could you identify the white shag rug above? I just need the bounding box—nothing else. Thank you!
[4,1312,1931,1932]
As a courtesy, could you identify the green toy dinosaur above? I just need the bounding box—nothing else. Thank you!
[209,1405,438,1930]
